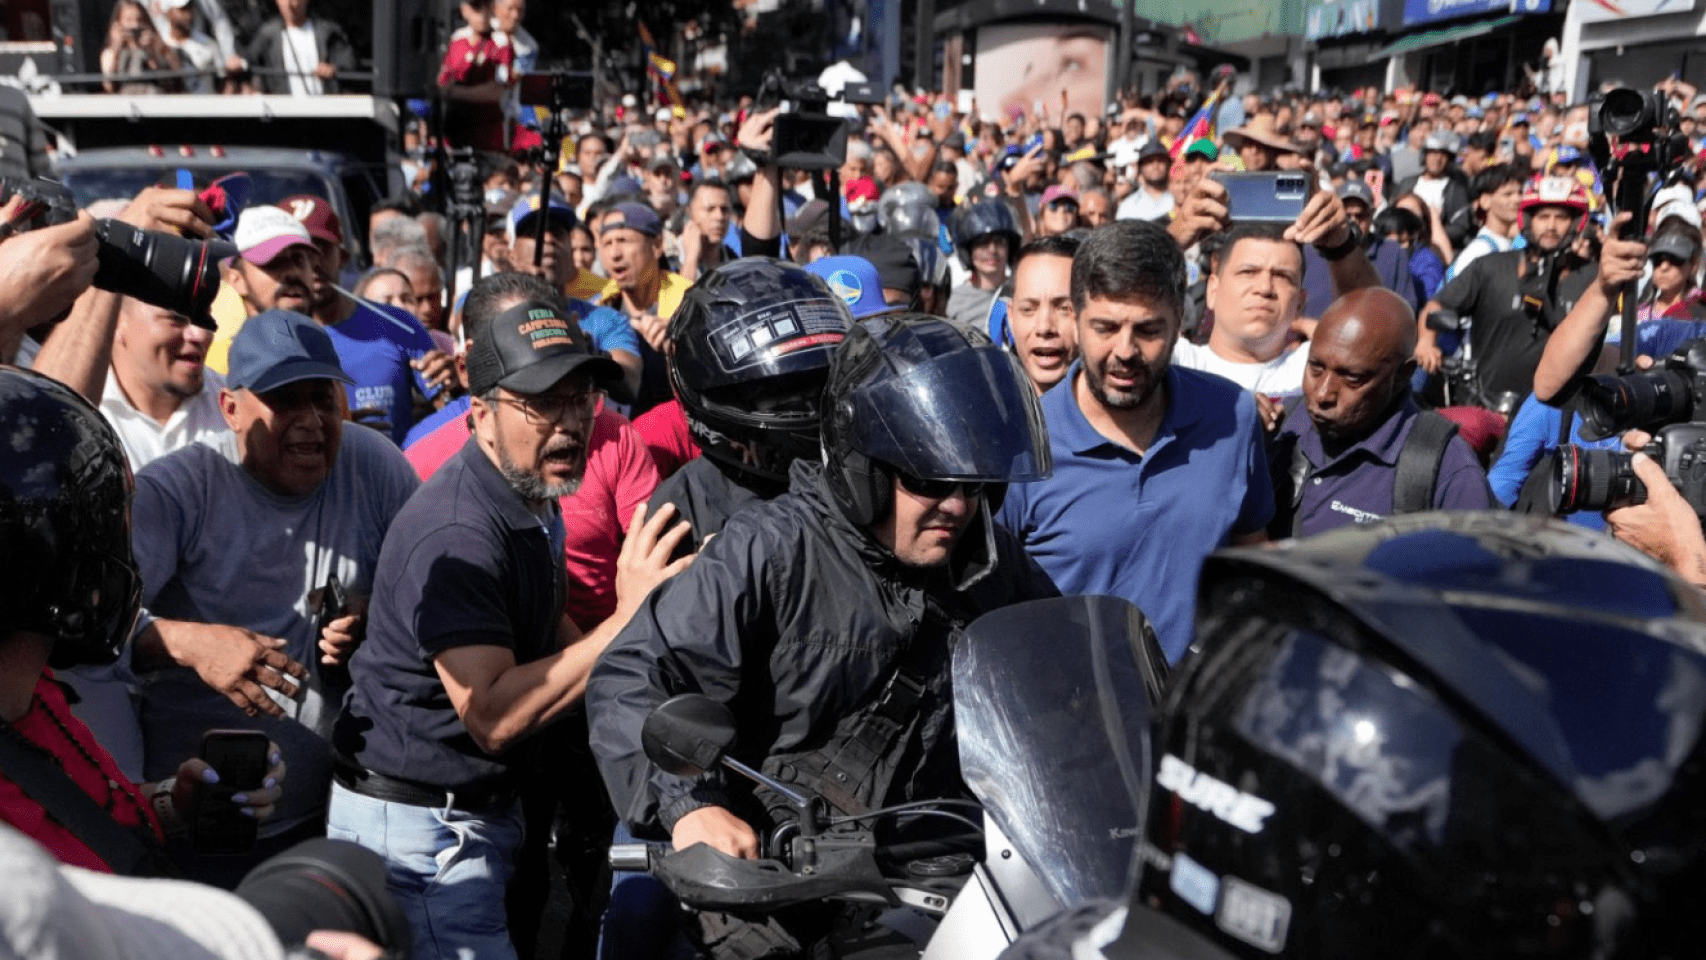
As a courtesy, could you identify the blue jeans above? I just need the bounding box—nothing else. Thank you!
[599,821,696,960]
[326,781,525,960]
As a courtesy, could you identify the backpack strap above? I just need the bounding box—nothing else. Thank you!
[1393,411,1460,514]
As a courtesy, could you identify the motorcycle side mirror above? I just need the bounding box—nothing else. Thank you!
[642,694,738,778]
[1426,308,1463,333]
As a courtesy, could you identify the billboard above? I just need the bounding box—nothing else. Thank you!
[1579,0,1696,23]
[974,23,1110,124]
[1403,0,1551,26]
[1307,0,1383,39]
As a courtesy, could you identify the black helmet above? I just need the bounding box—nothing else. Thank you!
[877,182,942,238]
[952,200,1021,270]
[667,258,853,483]
[0,367,140,668]
[820,313,1050,528]
[1116,513,1706,960]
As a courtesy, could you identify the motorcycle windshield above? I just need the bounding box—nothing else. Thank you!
[955,595,1166,908]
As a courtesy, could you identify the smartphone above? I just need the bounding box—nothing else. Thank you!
[192,730,269,855]
[1211,171,1311,224]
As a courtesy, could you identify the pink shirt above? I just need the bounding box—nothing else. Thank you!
[406,405,660,631]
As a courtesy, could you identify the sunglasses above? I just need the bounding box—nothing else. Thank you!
[896,470,987,500]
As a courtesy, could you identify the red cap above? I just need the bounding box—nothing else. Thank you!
[279,194,343,246]
[844,176,879,205]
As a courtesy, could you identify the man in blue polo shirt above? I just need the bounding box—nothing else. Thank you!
[998,220,1273,662]
[1269,288,1492,537]
[330,274,691,960]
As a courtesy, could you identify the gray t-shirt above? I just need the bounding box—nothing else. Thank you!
[133,425,419,837]
[946,282,997,331]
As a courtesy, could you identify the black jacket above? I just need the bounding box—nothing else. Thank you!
[1394,169,1471,235]
[648,456,783,559]
[588,460,1058,838]
[243,16,356,94]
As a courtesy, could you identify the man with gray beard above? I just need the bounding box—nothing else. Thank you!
[330,272,693,960]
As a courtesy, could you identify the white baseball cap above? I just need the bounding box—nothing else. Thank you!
[233,205,313,266]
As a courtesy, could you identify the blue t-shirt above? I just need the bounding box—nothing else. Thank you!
[998,364,1274,661]
[327,300,440,446]
[570,298,640,357]
[404,395,471,450]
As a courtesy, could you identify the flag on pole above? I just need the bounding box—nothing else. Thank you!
[638,22,687,117]
[1170,90,1222,161]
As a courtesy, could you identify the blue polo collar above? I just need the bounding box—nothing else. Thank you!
[1294,396,1420,470]
[1046,361,1207,456]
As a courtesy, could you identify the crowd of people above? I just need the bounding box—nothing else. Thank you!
[8,16,1706,958]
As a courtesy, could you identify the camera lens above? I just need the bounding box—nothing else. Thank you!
[234,838,411,954]
[89,219,236,329]
[1599,88,1651,138]
[1553,445,1646,513]
[1576,370,1693,441]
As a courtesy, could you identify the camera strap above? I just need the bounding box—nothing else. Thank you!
[0,721,169,877]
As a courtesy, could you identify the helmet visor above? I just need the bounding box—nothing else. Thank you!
[845,346,1052,482]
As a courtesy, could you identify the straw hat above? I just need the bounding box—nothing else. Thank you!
[1223,115,1300,155]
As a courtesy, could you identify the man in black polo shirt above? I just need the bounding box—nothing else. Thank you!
[1270,288,1492,537]
[330,272,693,960]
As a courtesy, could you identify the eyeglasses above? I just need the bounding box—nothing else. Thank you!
[896,470,986,501]
[1045,201,1079,213]
[496,389,603,425]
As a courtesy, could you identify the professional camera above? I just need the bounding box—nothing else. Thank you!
[236,838,412,959]
[753,70,848,171]
[1588,86,1674,142]
[1552,422,1706,516]
[0,176,234,328]
[1574,337,1706,441]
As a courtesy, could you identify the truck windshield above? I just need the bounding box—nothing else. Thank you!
[64,168,335,210]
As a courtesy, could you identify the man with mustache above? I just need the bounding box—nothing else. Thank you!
[332,273,691,960]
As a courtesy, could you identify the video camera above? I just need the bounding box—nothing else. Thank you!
[753,70,849,171]
[236,838,411,959]
[0,177,234,329]
[1553,338,1706,515]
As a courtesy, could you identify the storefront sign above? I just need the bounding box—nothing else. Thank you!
[1402,0,1550,26]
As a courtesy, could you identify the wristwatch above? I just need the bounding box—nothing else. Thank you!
[1315,222,1364,262]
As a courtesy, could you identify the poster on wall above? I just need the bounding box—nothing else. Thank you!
[1579,0,1696,22]
[973,23,1110,125]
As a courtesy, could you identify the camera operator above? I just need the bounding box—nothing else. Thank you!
[0,368,283,877]
[0,198,100,352]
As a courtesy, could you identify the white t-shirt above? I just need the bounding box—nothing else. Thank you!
[1411,176,1449,215]
[168,30,221,93]
[280,21,323,96]
[1117,186,1174,223]
[1172,339,1308,398]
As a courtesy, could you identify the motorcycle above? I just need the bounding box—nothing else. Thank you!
[610,594,1168,960]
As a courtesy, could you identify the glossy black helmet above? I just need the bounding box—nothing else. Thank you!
[820,313,1050,528]
[952,200,1021,270]
[1114,513,1706,960]
[0,367,140,668]
[667,257,852,482]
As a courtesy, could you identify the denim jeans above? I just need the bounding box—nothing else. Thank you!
[326,781,525,960]
[599,821,697,960]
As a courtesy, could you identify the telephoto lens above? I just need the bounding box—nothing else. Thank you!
[90,219,237,329]
[1553,444,1646,514]
[234,838,411,958]
[1577,370,1694,441]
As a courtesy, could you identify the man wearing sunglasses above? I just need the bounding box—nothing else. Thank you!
[589,314,1059,955]
[331,274,692,959]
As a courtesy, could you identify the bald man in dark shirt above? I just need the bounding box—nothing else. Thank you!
[1269,288,1492,537]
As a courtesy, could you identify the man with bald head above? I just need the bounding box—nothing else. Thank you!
[1268,287,1492,537]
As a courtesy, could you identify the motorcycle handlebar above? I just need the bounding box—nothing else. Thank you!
[608,843,653,872]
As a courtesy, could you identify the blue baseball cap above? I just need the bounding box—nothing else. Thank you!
[226,310,353,394]
[806,256,888,319]
[599,201,663,238]
[507,195,577,243]
[1554,145,1585,165]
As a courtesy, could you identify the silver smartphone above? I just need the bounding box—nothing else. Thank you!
[1210,171,1310,224]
